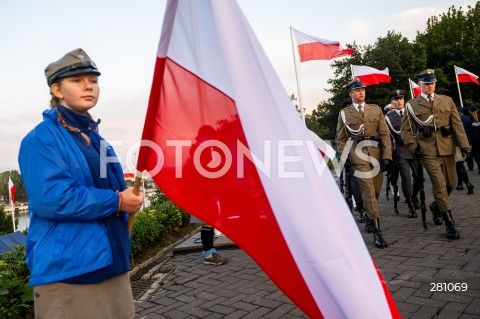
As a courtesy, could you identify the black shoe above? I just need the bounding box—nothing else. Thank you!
[408,209,417,218]
[456,184,464,190]
[430,202,443,225]
[372,219,387,248]
[442,211,460,240]
[467,183,474,195]
[364,216,373,233]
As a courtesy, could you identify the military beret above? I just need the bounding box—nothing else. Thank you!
[45,48,101,86]
[416,69,436,83]
[388,89,405,100]
[345,79,366,92]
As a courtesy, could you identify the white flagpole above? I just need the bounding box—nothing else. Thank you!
[350,65,355,80]
[408,79,414,100]
[289,27,305,123]
[454,65,464,109]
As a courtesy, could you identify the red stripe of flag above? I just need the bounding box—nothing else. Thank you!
[456,66,480,85]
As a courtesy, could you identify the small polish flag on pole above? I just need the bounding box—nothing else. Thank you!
[8,177,16,202]
[351,65,391,86]
[291,28,354,62]
[8,177,16,232]
[290,28,354,122]
[409,79,421,98]
[455,66,480,85]
[454,65,480,109]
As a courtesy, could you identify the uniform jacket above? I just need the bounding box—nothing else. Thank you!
[386,111,413,160]
[401,94,469,156]
[336,103,392,165]
[18,108,126,286]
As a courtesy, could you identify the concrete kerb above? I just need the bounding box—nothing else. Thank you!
[129,226,200,280]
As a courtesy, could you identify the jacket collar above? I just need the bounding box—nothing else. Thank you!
[348,104,363,120]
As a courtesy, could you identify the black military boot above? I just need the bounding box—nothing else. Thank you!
[441,211,460,240]
[405,198,417,218]
[429,202,443,225]
[372,218,387,248]
[364,215,373,233]
[466,182,474,195]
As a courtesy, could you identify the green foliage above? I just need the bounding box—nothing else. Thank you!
[0,245,34,319]
[416,3,480,104]
[130,188,190,256]
[308,3,480,142]
[0,206,15,235]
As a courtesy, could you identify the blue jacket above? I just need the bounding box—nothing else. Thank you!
[19,108,126,286]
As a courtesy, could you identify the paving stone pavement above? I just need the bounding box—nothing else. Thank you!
[134,167,480,318]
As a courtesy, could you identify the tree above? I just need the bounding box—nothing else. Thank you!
[0,206,14,235]
[307,4,480,142]
[416,4,480,105]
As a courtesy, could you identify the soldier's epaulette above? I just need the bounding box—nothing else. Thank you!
[341,105,352,112]
[368,104,382,110]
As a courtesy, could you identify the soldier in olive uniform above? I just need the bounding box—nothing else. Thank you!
[401,69,470,240]
[385,90,418,218]
[336,79,392,248]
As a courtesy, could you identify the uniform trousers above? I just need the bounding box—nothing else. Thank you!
[421,154,456,212]
[353,161,383,219]
[394,158,414,199]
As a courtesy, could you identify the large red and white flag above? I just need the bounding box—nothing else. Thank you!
[409,79,421,98]
[292,28,354,62]
[137,1,400,318]
[455,66,480,85]
[8,177,16,202]
[352,65,391,86]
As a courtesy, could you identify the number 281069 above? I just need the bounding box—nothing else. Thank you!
[430,283,467,292]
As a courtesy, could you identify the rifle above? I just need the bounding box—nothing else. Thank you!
[340,160,353,212]
[386,148,400,215]
[409,158,427,228]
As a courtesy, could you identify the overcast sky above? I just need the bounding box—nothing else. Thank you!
[0,0,476,173]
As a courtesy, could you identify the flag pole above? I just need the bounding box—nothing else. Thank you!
[350,65,355,80]
[408,79,414,100]
[128,171,143,236]
[454,65,464,109]
[290,26,305,123]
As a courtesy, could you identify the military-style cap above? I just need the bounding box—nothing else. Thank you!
[45,48,101,86]
[416,69,436,83]
[461,106,470,115]
[470,105,478,112]
[388,89,405,100]
[345,79,366,92]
